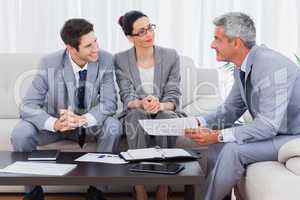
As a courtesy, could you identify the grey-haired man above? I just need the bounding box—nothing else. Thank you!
[185,12,300,200]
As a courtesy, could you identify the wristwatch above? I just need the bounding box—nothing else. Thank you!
[217,133,224,143]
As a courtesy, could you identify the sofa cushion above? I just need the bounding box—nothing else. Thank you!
[37,140,97,152]
[182,95,221,116]
[0,119,19,151]
[243,161,300,200]
[278,138,300,163]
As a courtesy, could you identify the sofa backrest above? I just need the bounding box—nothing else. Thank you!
[0,53,43,118]
[180,56,220,107]
[0,53,221,118]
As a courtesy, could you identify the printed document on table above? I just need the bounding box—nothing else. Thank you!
[0,161,77,176]
[75,153,128,164]
[138,117,198,136]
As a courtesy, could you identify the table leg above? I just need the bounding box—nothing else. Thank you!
[184,184,203,200]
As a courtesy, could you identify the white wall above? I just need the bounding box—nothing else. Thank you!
[0,0,299,68]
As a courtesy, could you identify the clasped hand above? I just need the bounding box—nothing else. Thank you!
[142,95,160,114]
[54,108,87,132]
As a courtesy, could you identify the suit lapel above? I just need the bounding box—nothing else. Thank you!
[62,52,77,110]
[236,69,247,105]
[242,45,259,115]
[128,47,143,94]
[244,46,259,98]
[85,61,99,110]
[245,45,258,82]
[153,46,162,97]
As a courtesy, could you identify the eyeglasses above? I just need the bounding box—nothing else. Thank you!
[131,24,156,37]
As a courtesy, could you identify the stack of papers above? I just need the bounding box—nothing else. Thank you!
[0,161,77,176]
[138,117,198,136]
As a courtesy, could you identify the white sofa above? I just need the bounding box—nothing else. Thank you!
[237,138,300,200]
[0,53,221,193]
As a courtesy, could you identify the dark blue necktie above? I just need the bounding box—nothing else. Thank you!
[77,69,87,109]
[240,71,246,89]
[77,69,87,148]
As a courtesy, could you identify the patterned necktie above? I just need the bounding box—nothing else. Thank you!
[77,69,87,148]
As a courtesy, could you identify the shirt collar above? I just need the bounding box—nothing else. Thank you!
[240,53,249,72]
[68,52,88,73]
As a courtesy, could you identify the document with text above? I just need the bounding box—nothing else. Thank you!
[139,117,198,136]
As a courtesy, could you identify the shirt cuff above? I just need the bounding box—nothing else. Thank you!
[221,128,236,142]
[83,113,97,127]
[44,116,57,133]
[197,116,207,127]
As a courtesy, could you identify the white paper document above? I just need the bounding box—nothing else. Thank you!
[139,117,198,136]
[75,153,128,164]
[0,161,77,176]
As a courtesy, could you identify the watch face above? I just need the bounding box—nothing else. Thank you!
[218,134,224,142]
[82,122,88,128]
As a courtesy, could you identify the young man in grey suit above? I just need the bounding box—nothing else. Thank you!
[10,18,122,200]
[185,12,300,200]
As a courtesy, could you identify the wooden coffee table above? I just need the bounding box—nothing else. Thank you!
[0,151,205,200]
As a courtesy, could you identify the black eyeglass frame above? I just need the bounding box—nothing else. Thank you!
[130,24,156,37]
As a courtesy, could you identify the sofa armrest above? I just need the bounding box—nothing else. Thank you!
[285,157,300,175]
[278,139,300,175]
[278,138,300,163]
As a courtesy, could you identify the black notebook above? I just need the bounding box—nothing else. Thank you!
[28,150,60,161]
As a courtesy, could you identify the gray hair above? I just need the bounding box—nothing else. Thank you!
[213,12,256,49]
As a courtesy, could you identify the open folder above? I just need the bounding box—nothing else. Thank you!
[120,147,199,162]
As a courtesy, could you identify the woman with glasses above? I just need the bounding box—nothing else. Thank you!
[114,10,183,200]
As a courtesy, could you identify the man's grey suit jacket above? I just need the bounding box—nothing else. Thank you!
[20,49,117,131]
[204,45,300,148]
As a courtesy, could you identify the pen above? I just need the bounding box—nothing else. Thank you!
[98,155,119,158]
[98,155,115,158]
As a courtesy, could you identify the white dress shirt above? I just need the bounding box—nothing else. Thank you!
[43,53,97,132]
[138,66,155,95]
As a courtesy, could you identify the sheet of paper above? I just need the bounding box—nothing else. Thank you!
[139,117,198,136]
[75,153,128,164]
[0,161,77,176]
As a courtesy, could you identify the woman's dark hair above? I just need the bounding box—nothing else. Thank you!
[118,10,147,36]
[60,18,94,51]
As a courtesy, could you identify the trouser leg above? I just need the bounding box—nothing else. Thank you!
[205,141,277,200]
[11,120,62,193]
[93,117,122,153]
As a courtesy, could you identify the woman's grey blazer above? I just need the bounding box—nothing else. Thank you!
[114,45,182,118]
